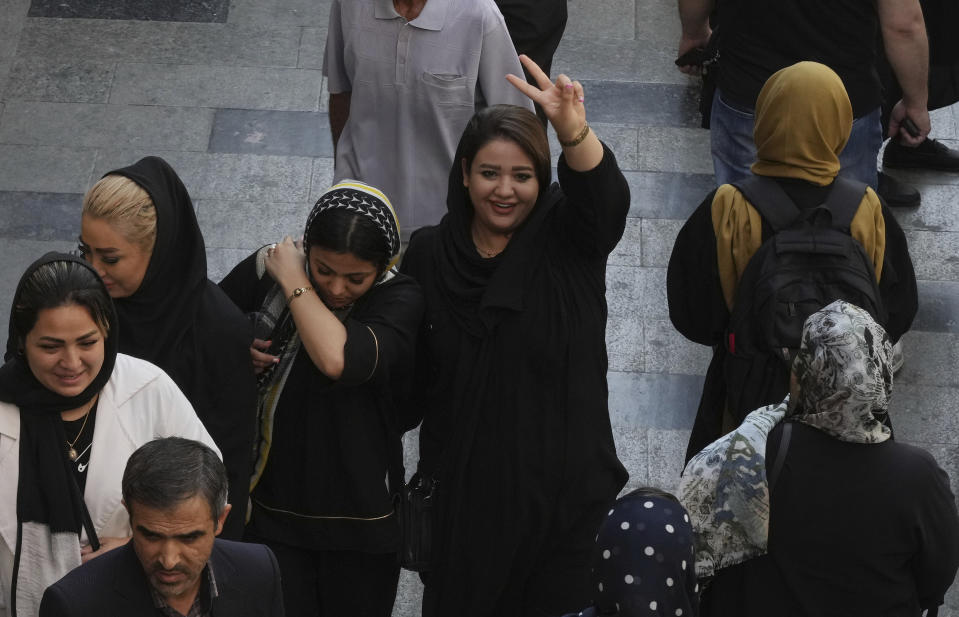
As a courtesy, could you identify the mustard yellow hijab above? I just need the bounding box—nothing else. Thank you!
[751,61,852,185]
[710,62,885,309]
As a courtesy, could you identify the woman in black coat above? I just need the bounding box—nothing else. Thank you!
[79,156,256,538]
[401,55,630,617]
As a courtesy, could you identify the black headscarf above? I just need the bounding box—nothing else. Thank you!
[104,156,207,391]
[0,252,117,614]
[431,136,561,337]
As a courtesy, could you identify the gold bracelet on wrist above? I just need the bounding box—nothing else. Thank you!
[558,121,590,148]
[288,286,313,304]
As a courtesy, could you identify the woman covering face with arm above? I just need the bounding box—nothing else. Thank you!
[0,253,217,617]
[400,55,631,617]
[219,181,424,617]
[78,157,256,540]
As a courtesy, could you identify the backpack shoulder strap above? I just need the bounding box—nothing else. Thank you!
[821,177,868,231]
[768,421,792,493]
[731,175,802,232]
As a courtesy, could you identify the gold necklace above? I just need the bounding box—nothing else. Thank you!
[65,409,92,461]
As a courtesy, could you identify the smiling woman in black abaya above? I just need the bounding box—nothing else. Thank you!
[400,55,631,617]
[78,157,256,538]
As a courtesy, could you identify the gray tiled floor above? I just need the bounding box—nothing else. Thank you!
[0,0,957,614]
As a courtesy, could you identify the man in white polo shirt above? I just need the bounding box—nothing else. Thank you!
[324,0,533,236]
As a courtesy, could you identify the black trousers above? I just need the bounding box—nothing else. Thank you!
[249,535,399,617]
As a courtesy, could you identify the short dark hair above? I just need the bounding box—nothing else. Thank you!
[456,104,552,194]
[11,259,112,351]
[305,208,392,275]
[122,437,227,524]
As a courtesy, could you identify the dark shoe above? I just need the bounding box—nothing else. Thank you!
[877,171,921,208]
[883,137,959,171]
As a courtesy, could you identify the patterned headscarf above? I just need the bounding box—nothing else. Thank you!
[562,492,699,617]
[679,301,894,578]
[304,180,401,269]
[792,300,893,443]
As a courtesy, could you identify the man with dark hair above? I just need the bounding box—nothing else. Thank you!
[38,438,284,617]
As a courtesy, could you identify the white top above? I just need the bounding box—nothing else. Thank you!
[0,354,220,617]
[324,0,533,233]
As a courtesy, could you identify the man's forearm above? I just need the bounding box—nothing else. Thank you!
[329,91,352,155]
[880,0,929,111]
[678,0,713,39]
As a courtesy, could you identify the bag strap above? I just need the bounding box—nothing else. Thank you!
[768,421,792,493]
[731,175,803,232]
[820,177,868,231]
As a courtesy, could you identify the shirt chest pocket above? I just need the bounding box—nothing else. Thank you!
[420,72,473,108]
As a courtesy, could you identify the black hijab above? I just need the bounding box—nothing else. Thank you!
[0,253,117,610]
[104,157,208,395]
[431,136,561,337]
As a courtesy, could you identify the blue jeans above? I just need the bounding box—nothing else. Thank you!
[710,90,882,189]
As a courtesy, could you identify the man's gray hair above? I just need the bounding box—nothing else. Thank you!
[122,437,228,523]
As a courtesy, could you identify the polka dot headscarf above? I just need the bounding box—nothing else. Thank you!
[303,179,401,269]
[562,492,699,617]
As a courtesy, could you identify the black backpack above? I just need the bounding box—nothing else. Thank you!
[722,175,888,423]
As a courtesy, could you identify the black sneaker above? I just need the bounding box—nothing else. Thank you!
[883,138,959,171]
[877,171,920,208]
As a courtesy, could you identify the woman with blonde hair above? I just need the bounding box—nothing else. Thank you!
[79,157,255,538]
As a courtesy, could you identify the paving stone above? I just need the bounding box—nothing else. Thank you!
[16,19,300,67]
[606,313,643,373]
[608,218,641,266]
[635,127,713,174]
[298,26,327,69]
[0,0,30,63]
[888,182,959,233]
[549,122,639,172]
[28,0,230,21]
[206,247,253,283]
[271,0,331,26]
[892,384,959,445]
[635,0,682,50]
[209,109,332,157]
[308,157,335,202]
[607,371,703,430]
[606,265,668,323]
[904,230,959,281]
[929,105,959,142]
[614,426,650,494]
[641,218,683,267]
[0,145,94,193]
[402,427,419,481]
[647,428,691,493]
[914,280,959,334]
[581,80,700,128]
[623,170,714,219]
[197,199,307,250]
[111,63,322,111]
[565,0,635,40]
[554,37,690,86]
[394,569,423,617]
[2,59,114,103]
[643,319,711,376]
[319,75,329,113]
[0,191,83,241]
[0,237,76,351]
[93,151,315,204]
[895,330,959,387]
[0,102,213,150]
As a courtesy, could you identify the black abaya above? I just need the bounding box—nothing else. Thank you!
[103,157,256,539]
[401,144,630,617]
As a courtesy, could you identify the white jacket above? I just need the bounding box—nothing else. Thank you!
[0,354,220,617]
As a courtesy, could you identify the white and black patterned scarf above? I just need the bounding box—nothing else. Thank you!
[679,300,893,578]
